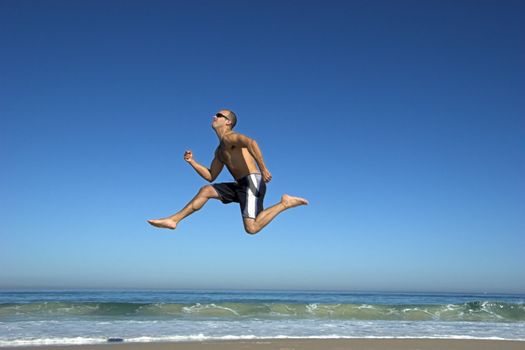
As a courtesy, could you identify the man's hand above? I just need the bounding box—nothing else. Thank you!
[184,150,193,162]
[262,168,272,183]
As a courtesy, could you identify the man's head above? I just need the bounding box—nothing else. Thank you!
[212,109,237,130]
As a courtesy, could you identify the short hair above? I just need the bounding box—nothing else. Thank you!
[225,110,237,129]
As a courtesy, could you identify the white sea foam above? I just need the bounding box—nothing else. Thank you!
[182,303,240,316]
[0,337,103,347]
[1,318,525,347]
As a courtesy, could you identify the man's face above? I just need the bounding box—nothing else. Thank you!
[211,110,231,129]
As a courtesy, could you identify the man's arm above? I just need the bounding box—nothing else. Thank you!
[184,150,224,182]
[227,134,272,182]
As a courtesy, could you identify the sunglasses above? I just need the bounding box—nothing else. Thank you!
[215,113,230,120]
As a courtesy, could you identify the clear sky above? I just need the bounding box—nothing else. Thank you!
[1,0,524,293]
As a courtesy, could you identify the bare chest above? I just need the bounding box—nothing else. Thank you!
[218,142,242,164]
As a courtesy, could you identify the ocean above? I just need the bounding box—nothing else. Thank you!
[0,290,524,347]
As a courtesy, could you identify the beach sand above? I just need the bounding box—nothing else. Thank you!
[5,339,525,350]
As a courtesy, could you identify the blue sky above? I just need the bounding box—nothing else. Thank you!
[1,0,524,293]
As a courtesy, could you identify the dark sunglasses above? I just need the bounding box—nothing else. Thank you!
[216,113,230,120]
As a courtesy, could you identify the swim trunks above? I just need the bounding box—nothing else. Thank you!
[212,173,266,219]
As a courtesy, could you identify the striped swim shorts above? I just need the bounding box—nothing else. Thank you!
[212,173,266,219]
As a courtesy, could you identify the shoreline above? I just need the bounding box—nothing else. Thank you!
[3,338,525,350]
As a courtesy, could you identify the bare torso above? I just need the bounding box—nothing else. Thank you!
[217,139,259,180]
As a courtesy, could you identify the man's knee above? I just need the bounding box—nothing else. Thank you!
[243,219,260,235]
[198,185,218,198]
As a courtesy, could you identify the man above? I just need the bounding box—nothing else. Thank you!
[147,109,308,234]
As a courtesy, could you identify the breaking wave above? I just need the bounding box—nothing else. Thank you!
[2,301,524,322]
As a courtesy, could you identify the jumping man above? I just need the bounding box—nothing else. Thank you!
[147,109,308,234]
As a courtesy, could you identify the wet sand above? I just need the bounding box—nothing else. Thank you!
[5,339,525,350]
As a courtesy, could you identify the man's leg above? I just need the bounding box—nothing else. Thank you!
[243,194,308,234]
[148,185,220,230]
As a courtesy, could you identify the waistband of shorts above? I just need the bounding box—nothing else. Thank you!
[235,172,262,182]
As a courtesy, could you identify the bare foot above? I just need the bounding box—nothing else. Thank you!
[147,218,177,230]
[281,194,309,209]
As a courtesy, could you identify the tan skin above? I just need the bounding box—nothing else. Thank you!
[148,110,308,234]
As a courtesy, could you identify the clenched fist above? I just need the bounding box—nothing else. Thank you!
[262,169,272,183]
[184,150,193,162]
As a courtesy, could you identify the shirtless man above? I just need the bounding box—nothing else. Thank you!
[147,109,308,234]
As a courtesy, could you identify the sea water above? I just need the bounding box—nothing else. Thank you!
[0,290,524,346]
